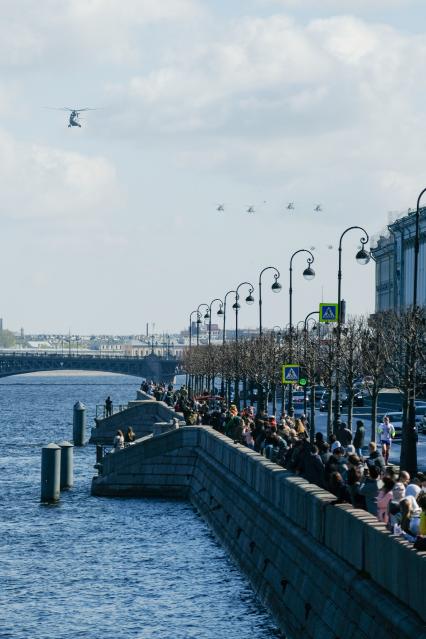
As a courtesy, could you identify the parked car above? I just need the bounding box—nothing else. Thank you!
[287,391,309,411]
[319,390,346,412]
[313,385,327,401]
[353,390,365,406]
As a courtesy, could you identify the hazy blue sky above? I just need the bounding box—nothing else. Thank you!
[1,0,425,334]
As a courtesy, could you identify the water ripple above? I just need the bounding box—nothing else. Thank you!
[0,374,282,639]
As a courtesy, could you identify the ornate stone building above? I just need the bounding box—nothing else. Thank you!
[371,208,426,312]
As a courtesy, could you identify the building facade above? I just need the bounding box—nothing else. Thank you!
[372,207,426,312]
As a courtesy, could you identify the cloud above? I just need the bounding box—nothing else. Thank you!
[261,0,418,9]
[0,129,120,223]
[105,12,426,214]
[0,0,203,67]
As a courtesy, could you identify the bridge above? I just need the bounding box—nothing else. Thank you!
[0,351,180,381]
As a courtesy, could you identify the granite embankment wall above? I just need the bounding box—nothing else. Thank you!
[89,394,183,444]
[92,427,426,639]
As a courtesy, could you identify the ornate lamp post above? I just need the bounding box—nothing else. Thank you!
[222,290,236,345]
[233,282,255,408]
[288,249,315,416]
[207,298,224,345]
[258,266,282,336]
[334,226,370,430]
[303,310,320,440]
[188,309,200,395]
[405,187,426,474]
[220,289,236,398]
[196,303,210,346]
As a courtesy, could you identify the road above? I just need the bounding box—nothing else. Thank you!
[309,390,426,470]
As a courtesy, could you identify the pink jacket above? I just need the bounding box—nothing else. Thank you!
[377,490,393,523]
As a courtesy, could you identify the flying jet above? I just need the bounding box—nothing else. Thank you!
[246,205,256,214]
[314,204,322,212]
[286,202,295,210]
[216,204,225,212]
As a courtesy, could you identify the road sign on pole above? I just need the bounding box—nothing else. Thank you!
[319,303,339,323]
[282,364,300,384]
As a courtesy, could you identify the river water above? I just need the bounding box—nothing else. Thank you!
[0,373,281,639]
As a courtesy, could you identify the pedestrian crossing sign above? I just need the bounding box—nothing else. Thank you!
[319,303,339,323]
[282,364,300,384]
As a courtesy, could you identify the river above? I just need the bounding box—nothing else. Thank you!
[0,372,282,639]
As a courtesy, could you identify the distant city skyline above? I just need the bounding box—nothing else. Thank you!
[1,1,425,333]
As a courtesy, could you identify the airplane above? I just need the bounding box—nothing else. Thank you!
[216,204,225,212]
[314,204,322,212]
[46,107,97,128]
[286,202,295,210]
[246,205,256,214]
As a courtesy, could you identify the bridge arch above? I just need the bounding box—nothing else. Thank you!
[0,352,178,382]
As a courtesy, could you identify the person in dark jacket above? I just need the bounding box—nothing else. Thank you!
[302,445,326,488]
[337,422,353,448]
[366,441,385,474]
[353,420,366,457]
[358,465,381,515]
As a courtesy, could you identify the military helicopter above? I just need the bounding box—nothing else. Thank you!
[314,204,322,212]
[286,202,295,210]
[46,107,97,128]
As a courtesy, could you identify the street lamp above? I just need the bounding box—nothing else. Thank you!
[234,282,255,344]
[258,266,282,336]
[196,303,209,346]
[233,281,255,408]
[222,290,236,345]
[207,298,223,345]
[334,226,370,430]
[303,310,320,438]
[188,309,200,394]
[405,187,426,474]
[288,249,316,416]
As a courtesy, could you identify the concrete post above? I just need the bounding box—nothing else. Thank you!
[59,441,74,490]
[73,401,86,446]
[41,443,61,503]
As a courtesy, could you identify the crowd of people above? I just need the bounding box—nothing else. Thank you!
[111,382,426,549]
[172,387,426,549]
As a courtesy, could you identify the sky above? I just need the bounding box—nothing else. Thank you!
[1,0,425,335]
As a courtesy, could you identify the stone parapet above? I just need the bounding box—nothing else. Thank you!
[89,399,184,444]
[91,426,426,638]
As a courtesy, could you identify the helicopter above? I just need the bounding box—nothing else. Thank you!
[286,202,295,210]
[46,107,97,128]
[314,204,322,212]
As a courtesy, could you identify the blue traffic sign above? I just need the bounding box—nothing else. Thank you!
[319,303,339,323]
[282,364,300,384]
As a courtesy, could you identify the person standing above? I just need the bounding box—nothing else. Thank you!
[377,415,395,465]
[113,430,124,451]
[125,427,136,443]
[105,396,113,418]
[353,420,366,458]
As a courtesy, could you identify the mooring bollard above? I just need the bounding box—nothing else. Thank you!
[73,401,86,446]
[96,444,103,464]
[41,443,61,503]
[59,441,74,490]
